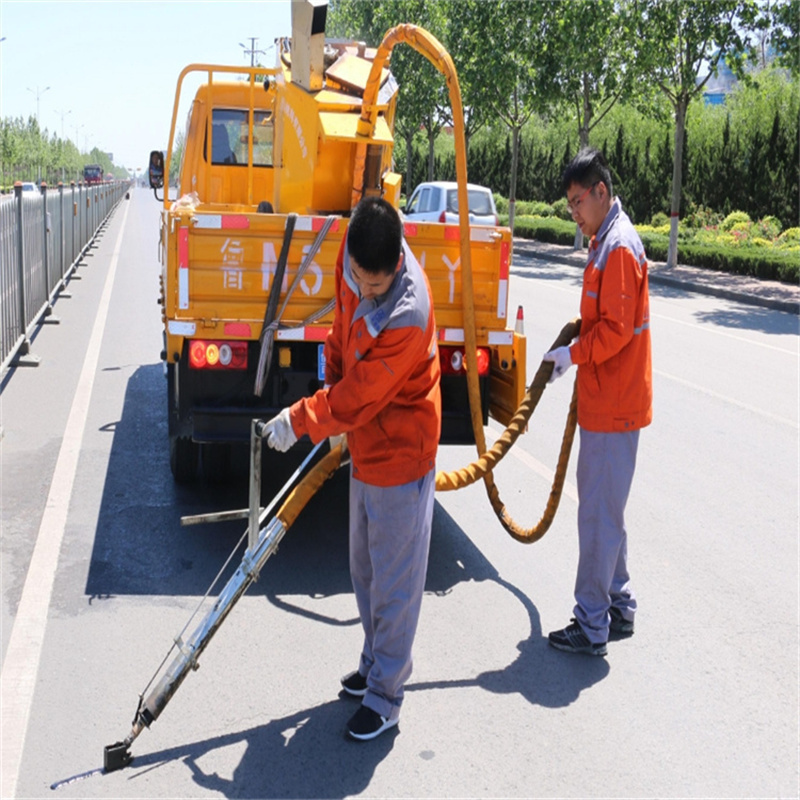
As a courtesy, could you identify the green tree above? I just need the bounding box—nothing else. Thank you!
[767,0,800,76]
[632,0,762,267]
[539,0,638,246]
[461,0,552,231]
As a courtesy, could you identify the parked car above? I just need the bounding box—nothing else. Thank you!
[20,182,39,192]
[402,181,499,226]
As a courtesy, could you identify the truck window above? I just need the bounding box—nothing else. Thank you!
[204,109,274,167]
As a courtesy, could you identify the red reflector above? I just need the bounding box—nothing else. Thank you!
[188,340,248,370]
[224,322,252,337]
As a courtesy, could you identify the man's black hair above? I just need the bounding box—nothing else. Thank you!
[347,197,403,275]
[561,147,613,198]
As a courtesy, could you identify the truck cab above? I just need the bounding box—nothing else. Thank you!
[151,2,525,483]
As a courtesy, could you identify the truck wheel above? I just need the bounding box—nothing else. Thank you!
[170,435,198,484]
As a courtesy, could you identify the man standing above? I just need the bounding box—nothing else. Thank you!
[263,197,441,738]
[543,148,652,656]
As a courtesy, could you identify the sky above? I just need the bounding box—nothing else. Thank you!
[0,0,293,172]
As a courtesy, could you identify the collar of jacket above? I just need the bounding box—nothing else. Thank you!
[343,244,410,339]
[591,196,622,252]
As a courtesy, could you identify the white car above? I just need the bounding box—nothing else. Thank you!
[20,182,39,192]
[403,181,499,226]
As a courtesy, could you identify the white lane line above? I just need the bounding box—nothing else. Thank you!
[654,368,799,429]
[487,420,579,504]
[0,201,130,800]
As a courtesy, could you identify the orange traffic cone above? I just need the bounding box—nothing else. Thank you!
[515,305,525,336]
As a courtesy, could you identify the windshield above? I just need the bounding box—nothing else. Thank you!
[446,188,493,215]
[205,108,274,167]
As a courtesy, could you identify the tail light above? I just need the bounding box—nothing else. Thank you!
[439,345,490,376]
[438,210,446,223]
[188,340,248,370]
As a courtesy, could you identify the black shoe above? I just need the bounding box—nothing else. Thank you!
[609,606,634,635]
[346,705,399,741]
[340,670,368,697]
[548,619,607,656]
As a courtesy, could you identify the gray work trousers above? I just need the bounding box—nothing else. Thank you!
[574,428,640,644]
[349,468,435,721]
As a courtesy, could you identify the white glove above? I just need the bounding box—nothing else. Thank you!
[542,346,573,383]
[262,408,298,452]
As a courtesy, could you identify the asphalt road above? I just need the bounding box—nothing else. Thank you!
[1,188,798,799]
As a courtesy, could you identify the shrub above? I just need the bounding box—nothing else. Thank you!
[498,198,555,217]
[650,211,670,227]
[721,211,752,232]
[755,216,782,239]
[551,197,572,221]
[514,223,800,284]
[517,200,554,216]
[684,203,723,229]
[513,215,584,245]
[776,227,800,246]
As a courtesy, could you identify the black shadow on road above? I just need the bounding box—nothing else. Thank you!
[81,701,394,799]
[691,304,800,335]
[410,503,610,709]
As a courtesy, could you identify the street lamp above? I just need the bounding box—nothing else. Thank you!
[55,108,71,139]
[55,109,71,181]
[26,85,51,126]
[74,123,85,181]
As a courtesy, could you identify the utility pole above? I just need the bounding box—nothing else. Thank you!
[239,37,266,67]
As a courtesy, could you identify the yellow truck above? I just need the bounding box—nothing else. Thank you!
[149,0,525,482]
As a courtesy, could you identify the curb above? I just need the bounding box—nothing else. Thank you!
[513,241,799,316]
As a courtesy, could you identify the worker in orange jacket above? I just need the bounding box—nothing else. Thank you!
[544,147,652,656]
[263,197,441,739]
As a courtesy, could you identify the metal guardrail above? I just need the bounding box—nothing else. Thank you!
[0,181,131,375]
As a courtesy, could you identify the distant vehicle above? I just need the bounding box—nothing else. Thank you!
[83,164,104,184]
[105,173,114,183]
[403,181,499,227]
[20,182,39,192]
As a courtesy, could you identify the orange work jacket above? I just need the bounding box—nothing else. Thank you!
[569,199,653,433]
[289,238,441,486]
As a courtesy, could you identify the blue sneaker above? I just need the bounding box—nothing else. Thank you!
[548,619,607,656]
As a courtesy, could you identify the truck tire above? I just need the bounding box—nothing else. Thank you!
[170,435,198,484]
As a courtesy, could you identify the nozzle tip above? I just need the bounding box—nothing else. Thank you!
[103,742,132,773]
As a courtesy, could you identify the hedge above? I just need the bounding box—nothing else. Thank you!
[507,217,800,285]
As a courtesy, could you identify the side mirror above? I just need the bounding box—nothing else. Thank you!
[148,150,164,189]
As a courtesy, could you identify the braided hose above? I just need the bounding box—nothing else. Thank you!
[435,319,580,543]
[356,24,580,542]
